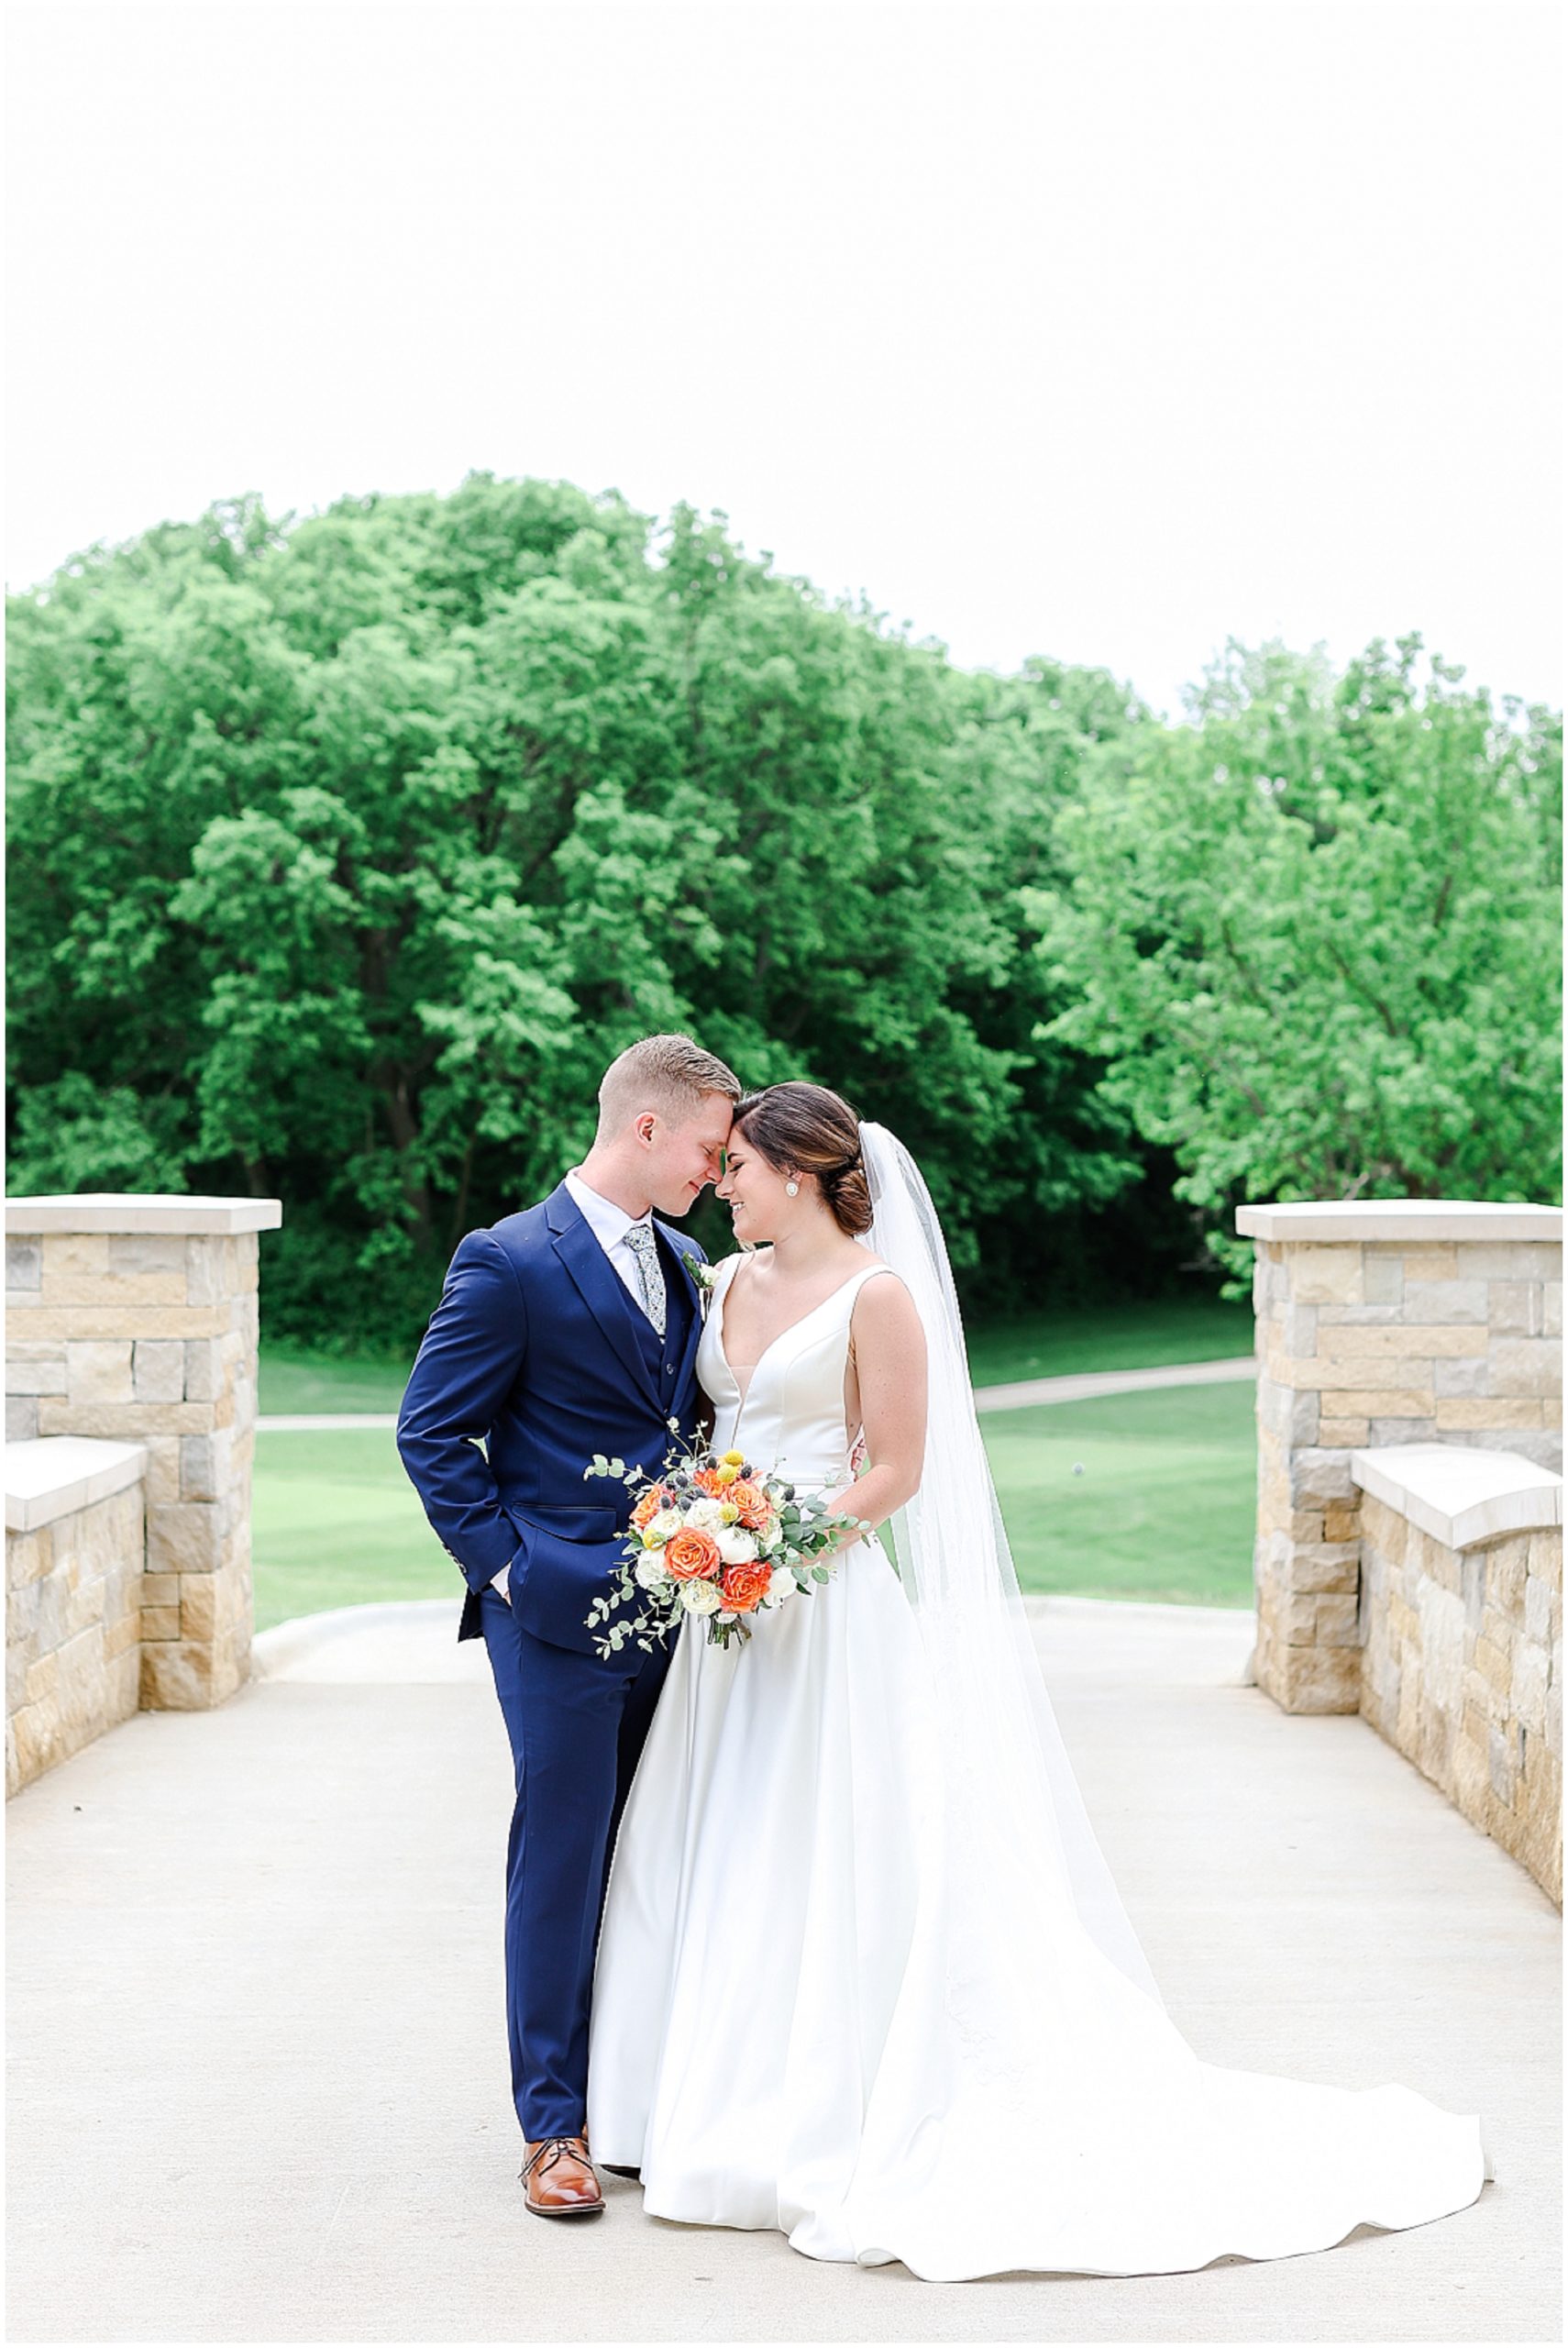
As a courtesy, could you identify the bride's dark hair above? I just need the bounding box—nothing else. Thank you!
[731,1082,873,1237]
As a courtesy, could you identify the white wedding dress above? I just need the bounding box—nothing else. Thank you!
[586,1246,1489,2280]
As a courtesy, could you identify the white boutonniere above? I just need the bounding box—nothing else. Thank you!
[690,1257,719,1319]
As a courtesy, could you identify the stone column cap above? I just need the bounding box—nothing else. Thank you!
[6,1193,282,1236]
[1352,1443,1563,1551]
[6,1435,149,1532]
[1236,1199,1562,1243]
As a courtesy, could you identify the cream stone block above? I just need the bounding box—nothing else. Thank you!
[139,1644,213,1709]
[107,1235,185,1275]
[24,1651,60,1704]
[38,1401,218,1440]
[181,1430,232,1504]
[1486,1539,1529,1620]
[1472,1636,1513,1695]
[1284,1245,1364,1304]
[6,1346,69,1395]
[1281,1644,1361,1712]
[179,1578,217,1642]
[1320,1388,1434,1419]
[1286,1543,1360,1592]
[139,1604,181,1642]
[1400,1246,1460,1282]
[146,1503,221,1576]
[1319,1418,1371,1446]
[1488,1339,1562,1400]
[132,1340,185,1402]
[1527,1533,1562,1589]
[1524,1575,1561,1645]
[65,1342,134,1404]
[1513,1642,1550,1736]
[1287,1448,1359,1504]
[104,1610,140,1660]
[1433,1355,1492,1399]
[1489,1281,1549,1336]
[141,1437,182,1508]
[1403,1279,1489,1324]
[14,1306,229,1342]
[1302,1356,1437,1393]
[1363,1248,1405,1303]
[7,1235,42,1291]
[1435,1397,1547,1432]
[1316,1593,1361,1645]
[40,1234,110,1285]
[1319,1324,1487,1357]
[1546,1284,1563,1340]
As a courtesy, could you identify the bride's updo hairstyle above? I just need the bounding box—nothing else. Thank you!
[731,1082,873,1238]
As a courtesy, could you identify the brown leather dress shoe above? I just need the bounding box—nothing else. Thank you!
[520,2135,603,2220]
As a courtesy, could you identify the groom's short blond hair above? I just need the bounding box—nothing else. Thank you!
[595,1034,742,1138]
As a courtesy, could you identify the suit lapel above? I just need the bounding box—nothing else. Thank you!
[657,1222,705,1406]
[547,1182,663,1412]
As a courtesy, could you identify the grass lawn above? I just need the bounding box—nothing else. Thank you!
[252,1379,1257,1629]
[963,1294,1252,1388]
[980,1381,1257,1608]
[257,1294,1252,1418]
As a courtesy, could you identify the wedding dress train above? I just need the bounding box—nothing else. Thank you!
[586,1247,1489,2280]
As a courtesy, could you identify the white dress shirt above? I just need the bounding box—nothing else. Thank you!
[491,1171,660,1599]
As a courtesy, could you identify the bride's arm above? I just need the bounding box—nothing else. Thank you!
[823,1272,927,1538]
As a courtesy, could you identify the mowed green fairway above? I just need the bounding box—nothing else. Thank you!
[980,1381,1257,1608]
[252,1379,1257,1629]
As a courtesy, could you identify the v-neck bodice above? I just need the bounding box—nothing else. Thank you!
[697,1252,889,1488]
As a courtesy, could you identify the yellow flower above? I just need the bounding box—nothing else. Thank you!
[721,1449,745,1467]
[715,1462,741,1486]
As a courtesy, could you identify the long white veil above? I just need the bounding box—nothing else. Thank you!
[860,1120,1166,2012]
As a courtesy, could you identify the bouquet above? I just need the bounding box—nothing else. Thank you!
[583,1427,869,1656]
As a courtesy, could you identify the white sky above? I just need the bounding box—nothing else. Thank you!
[6,0,1562,719]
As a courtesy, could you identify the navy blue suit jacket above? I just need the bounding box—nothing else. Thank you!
[395,1181,708,1653]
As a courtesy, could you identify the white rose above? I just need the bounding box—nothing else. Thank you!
[715,1526,757,1566]
[685,1498,727,1534]
[635,1554,670,1590]
[644,1509,681,1545]
[767,1567,797,1605]
[680,1578,723,1616]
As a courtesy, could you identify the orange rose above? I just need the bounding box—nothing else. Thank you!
[727,1479,772,1530]
[721,1560,772,1613]
[664,1527,723,1582]
[631,1484,674,1531]
[690,1468,728,1498]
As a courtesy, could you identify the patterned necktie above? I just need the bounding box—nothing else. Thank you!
[623,1219,667,1337]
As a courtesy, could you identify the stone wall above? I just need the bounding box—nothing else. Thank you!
[6,1196,281,1732]
[1237,1201,1562,1714]
[6,1439,147,1797]
[1355,1454,1562,1903]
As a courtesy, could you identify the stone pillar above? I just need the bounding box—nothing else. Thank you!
[1237,1201,1562,1714]
[5,1195,282,1709]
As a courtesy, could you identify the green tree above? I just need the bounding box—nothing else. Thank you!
[8,477,1158,1343]
[1030,635,1563,1282]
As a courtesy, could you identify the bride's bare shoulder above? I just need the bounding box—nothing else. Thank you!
[851,1259,920,1320]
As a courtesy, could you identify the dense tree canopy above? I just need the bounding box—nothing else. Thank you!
[6,474,1560,1342]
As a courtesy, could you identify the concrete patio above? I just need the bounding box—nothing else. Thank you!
[6,1595,1560,2344]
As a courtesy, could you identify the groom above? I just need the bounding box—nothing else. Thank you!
[396,1034,741,2219]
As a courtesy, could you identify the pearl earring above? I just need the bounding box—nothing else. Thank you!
[785,1180,800,1197]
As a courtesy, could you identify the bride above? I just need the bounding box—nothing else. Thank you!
[585,1080,1490,2280]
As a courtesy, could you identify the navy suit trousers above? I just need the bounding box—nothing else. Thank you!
[479,1586,672,2141]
